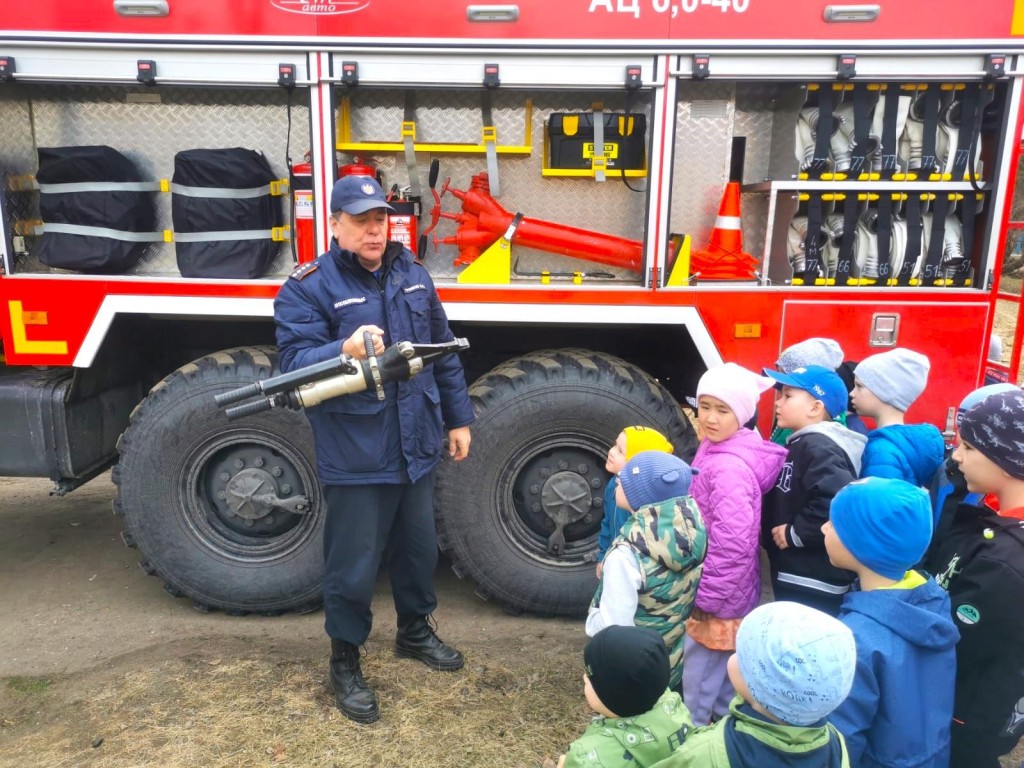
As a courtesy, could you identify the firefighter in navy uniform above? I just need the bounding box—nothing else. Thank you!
[274,175,474,724]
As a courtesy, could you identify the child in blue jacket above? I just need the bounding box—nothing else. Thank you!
[824,477,959,768]
[850,348,944,486]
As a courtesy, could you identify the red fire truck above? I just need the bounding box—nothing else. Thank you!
[2,0,1023,617]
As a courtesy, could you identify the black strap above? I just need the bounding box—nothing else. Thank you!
[876,198,893,283]
[619,87,643,192]
[836,193,859,284]
[810,86,833,179]
[803,195,824,282]
[899,195,923,285]
[968,84,996,192]
[850,84,872,179]
[923,195,949,284]
[920,85,940,178]
[952,84,980,179]
[880,86,900,179]
[952,194,978,286]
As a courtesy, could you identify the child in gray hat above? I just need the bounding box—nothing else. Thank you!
[851,348,944,487]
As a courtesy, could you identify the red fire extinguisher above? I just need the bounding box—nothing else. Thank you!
[290,160,315,264]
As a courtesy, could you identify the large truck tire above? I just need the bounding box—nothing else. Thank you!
[435,349,697,617]
[113,346,324,615]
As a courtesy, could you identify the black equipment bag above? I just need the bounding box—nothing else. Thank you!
[547,113,647,171]
[36,145,155,274]
[172,148,282,279]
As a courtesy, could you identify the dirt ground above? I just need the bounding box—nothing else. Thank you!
[3,462,1024,767]
[0,474,587,768]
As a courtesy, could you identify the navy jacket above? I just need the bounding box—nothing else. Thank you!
[927,504,1024,759]
[830,576,959,768]
[860,423,945,487]
[274,239,473,484]
[762,422,866,595]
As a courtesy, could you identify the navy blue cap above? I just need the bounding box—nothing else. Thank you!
[330,174,395,215]
[763,364,848,419]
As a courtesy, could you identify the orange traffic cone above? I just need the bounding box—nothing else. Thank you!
[690,181,759,280]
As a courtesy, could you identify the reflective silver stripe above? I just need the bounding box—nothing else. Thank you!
[170,183,271,199]
[776,572,851,594]
[35,223,165,242]
[174,230,278,242]
[38,181,163,193]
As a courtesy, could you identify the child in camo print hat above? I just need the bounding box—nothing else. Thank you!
[958,388,1024,481]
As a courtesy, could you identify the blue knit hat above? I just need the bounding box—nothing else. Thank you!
[853,348,930,412]
[737,602,856,726]
[830,477,933,580]
[763,365,849,420]
[618,451,698,509]
[777,337,844,373]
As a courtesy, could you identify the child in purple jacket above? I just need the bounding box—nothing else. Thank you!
[683,363,788,725]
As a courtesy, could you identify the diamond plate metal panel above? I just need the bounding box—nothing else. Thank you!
[669,82,736,259]
[2,84,309,278]
[340,89,652,283]
[668,83,794,277]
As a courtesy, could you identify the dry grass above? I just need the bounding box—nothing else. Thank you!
[0,638,587,768]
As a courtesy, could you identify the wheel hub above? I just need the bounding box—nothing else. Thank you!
[512,446,606,557]
[202,442,309,538]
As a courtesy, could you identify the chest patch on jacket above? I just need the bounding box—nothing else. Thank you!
[403,284,427,294]
[333,296,367,309]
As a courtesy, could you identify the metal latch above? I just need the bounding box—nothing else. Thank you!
[869,312,900,346]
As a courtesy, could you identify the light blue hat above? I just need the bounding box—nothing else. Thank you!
[737,602,856,726]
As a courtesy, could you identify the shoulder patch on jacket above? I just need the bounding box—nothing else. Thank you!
[289,261,319,281]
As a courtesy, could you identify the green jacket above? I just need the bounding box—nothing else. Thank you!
[563,690,694,768]
[592,496,707,689]
[651,696,850,768]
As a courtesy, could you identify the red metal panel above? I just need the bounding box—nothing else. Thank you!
[667,0,1017,42]
[3,0,1017,42]
[778,299,990,428]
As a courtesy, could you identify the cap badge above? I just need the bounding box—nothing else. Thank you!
[360,182,375,195]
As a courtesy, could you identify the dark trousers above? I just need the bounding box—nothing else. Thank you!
[322,471,438,645]
[770,578,846,618]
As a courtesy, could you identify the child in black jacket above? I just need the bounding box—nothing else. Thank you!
[762,365,866,616]
[926,388,1024,767]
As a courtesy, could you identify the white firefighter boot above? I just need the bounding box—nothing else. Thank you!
[823,213,845,279]
[856,211,880,281]
[795,107,819,172]
[941,213,965,281]
[788,215,808,276]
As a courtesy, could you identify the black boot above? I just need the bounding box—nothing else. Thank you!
[329,639,379,724]
[394,614,465,671]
